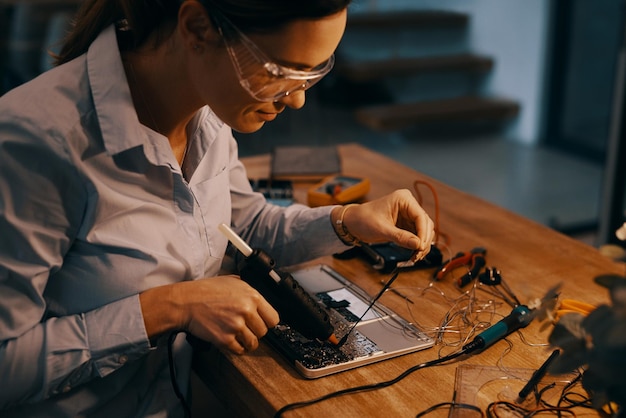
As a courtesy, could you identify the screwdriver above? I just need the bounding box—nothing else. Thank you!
[219,223,339,345]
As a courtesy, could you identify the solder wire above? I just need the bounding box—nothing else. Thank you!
[402,280,499,349]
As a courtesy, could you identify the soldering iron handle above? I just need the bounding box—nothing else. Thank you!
[464,305,533,352]
[237,249,335,342]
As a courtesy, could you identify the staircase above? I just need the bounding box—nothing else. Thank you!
[326,9,520,133]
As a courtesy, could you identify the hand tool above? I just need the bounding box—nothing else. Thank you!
[433,247,487,287]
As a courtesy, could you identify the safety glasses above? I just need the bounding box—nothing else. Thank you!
[210,11,335,102]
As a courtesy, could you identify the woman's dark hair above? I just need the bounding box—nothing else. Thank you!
[54,0,351,65]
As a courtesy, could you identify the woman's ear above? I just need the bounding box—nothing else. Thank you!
[178,1,219,51]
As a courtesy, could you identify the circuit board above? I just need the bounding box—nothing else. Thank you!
[263,264,434,379]
[266,295,384,371]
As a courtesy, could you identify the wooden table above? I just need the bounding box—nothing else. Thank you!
[194,143,623,418]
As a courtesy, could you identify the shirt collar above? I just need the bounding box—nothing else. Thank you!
[87,25,147,156]
[86,25,228,170]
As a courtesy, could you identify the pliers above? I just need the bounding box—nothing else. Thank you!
[433,247,487,287]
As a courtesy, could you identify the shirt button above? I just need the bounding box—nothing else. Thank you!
[119,355,128,364]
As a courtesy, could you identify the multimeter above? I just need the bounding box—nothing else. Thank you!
[307,175,370,207]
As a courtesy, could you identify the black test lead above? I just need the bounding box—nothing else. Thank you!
[337,268,400,346]
[218,223,339,345]
[516,349,560,403]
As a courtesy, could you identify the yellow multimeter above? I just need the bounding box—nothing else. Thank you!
[307,175,370,207]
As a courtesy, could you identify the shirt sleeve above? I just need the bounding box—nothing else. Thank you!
[0,117,151,408]
[226,136,349,267]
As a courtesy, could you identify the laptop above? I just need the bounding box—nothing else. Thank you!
[264,264,435,379]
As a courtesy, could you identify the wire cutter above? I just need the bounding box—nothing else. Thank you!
[433,247,487,287]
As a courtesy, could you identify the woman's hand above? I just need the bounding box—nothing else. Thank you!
[333,189,435,260]
[139,276,279,355]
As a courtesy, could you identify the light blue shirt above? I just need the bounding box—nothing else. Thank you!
[0,25,347,417]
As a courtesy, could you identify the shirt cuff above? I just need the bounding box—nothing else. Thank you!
[84,294,152,378]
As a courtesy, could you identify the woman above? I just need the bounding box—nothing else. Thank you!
[0,0,435,416]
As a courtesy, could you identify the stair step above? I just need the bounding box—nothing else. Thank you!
[354,96,520,131]
[347,10,469,29]
[335,53,494,82]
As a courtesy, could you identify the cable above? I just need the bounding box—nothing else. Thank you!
[486,400,578,418]
[168,331,192,418]
[400,280,501,352]
[413,179,450,247]
[337,268,400,346]
[273,348,468,417]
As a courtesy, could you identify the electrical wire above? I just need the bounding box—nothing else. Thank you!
[168,331,192,418]
[402,282,500,352]
[477,369,592,418]
[337,268,400,346]
[486,400,579,418]
[414,179,450,247]
[273,348,469,417]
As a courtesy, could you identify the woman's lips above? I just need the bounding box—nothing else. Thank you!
[257,110,279,121]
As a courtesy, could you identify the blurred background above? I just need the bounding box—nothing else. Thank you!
[2,0,625,247]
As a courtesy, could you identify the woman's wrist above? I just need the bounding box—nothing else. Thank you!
[331,204,361,246]
[139,283,187,343]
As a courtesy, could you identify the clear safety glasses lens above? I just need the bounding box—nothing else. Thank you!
[214,13,335,102]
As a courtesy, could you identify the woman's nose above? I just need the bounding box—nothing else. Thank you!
[277,89,306,109]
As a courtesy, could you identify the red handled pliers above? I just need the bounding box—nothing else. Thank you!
[433,247,487,287]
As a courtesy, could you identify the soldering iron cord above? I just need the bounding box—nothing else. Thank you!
[273,348,468,417]
[168,331,192,418]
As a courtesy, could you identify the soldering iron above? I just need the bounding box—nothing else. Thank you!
[218,224,338,345]
[462,305,533,353]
